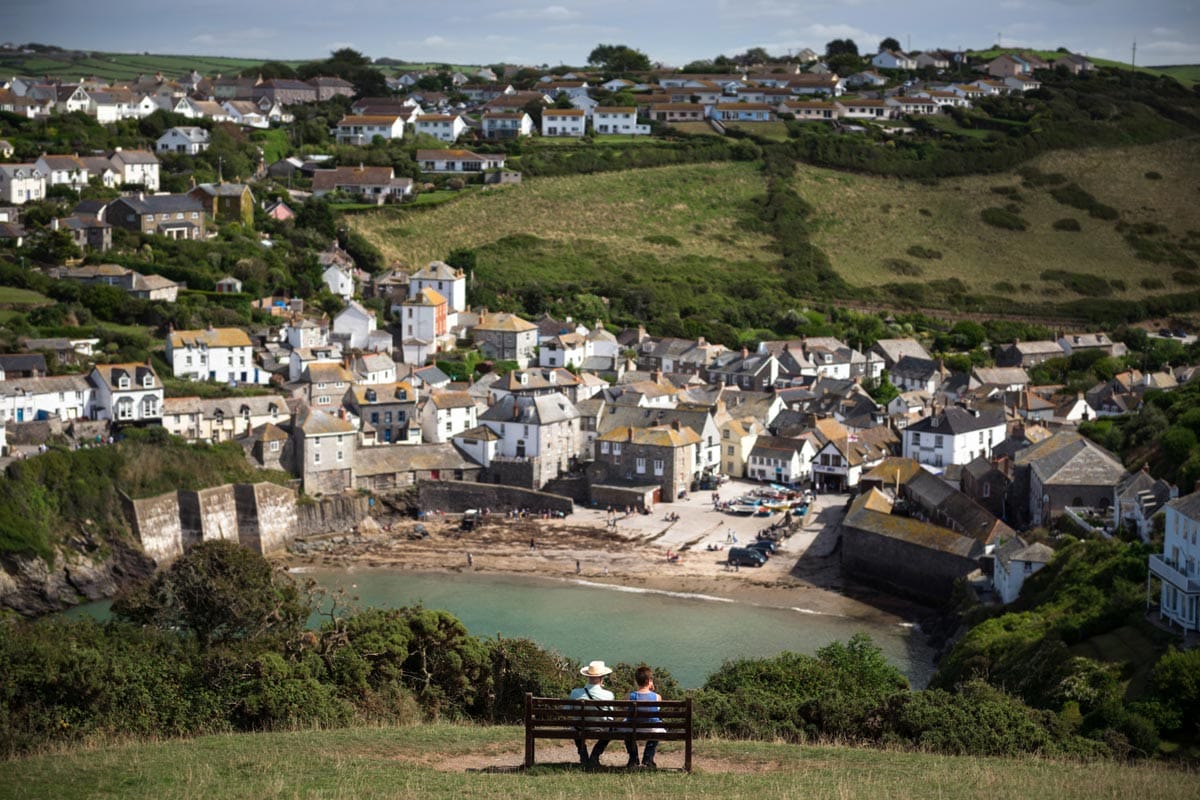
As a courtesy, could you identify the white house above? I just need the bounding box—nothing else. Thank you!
[0,164,45,204]
[412,114,468,142]
[0,374,93,423]
[993,537,1054,604]
[901,406,1007,469]
[592,106,650,135]
[408,261,467,313]
[539,332,589,369]
[746,435,816,484]
[332,300,378,350]
[478,392,582,487]
[396,287,449,363]
[1149,492,1200,633]
[35,154,88,191]
[872,50,918,70]
[156,126,210,155]
[481,112,533,139]
[419,390,477,444]
[541,108,587,137]
[415,149,507,173]
[166,326,268,385]
[323,264,357,301]
[335,115,405,145]
[109,149,160,191]
[88,362,163,423]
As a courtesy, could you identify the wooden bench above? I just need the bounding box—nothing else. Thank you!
[523,693,693,772]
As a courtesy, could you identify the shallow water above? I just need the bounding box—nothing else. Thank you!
[65,567,935,688]
[297,567,936,689]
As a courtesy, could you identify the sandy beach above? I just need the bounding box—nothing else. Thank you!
[285,480,932,626]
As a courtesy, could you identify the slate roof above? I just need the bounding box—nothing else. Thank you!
[905,405,1005,436]
[1167,492,1200,521]
[480,393,579,425]
[295,405,355,436]
[355,442,478,476]
[844,489,984,558]
[1014,431,1126,487]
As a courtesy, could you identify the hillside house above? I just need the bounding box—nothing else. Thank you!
[415,149,507,173]
[479,393,582,488]
[872,50,917,70]
[592,107,649,135]
[902,405,1006,469]
[88,362,162,424]
[590,423,701,504]
[106,193,203,239]
[335,115,405,145]
[108,149,160,191]
[188,183,254,226]
[541,108,587,137]
[481,112,533,139]
[412,114,468,142]
[0,164,45,204]
[156,126,210,154]
[167,326,267,385]
[311,165,413,202]
[290,405,355,495]
[1149,492,1200,633]
[473,313,538,367]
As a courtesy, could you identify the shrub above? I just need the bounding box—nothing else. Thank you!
[884,258,924,276]
[1145,171,1163,180]
[1141,278,1165,290]
[643,234,682,247]
[993,281,1017,293]
[1041,269,1113,297]
[1175,271,1200,287]
[918,208,932,217]
[981,207,1028,231]
[906,244,943,259]
[1053,218,1082,232]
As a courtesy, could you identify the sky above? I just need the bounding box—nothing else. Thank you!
[5,0,1199,67]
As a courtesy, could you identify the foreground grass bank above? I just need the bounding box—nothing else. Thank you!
[2,724,1196,800]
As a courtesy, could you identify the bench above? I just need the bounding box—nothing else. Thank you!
[524,693,693,771]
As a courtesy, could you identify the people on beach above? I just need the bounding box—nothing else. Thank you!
[625,665,663,769]
[570,660,615,766]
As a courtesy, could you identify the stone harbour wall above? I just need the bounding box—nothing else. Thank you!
[418,480,574,516]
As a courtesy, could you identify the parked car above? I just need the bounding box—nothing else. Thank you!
[748,540,777,556]
[727,547,767,568]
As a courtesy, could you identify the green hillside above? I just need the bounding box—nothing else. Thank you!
[0,50,289,82]
[796,139,1200,302]
[1,724,1194,800]
[965,49,1197,86]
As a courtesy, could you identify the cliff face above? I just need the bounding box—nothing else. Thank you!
[0,537,155,617]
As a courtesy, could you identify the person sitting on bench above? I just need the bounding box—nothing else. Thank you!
[569,660,614,766]
[624,665,664,768]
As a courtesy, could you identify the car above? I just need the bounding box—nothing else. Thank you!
[1173,329,1189,339]
[748,540,777,556]
[727,547,767,568]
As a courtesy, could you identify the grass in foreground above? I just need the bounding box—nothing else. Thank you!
[351,161,774,268]
[1,724,1194,800]
[795,139,1200,302]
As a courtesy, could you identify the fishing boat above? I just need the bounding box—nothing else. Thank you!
[729,497,762,515]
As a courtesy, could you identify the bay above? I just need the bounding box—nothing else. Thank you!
[65,567,935,689]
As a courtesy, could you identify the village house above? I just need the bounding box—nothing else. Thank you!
[155,126,210,155]
[396,288,449,364]
[0,374,93,424]
[746,435,816,485]
[478,393,583,488]
[335,115,405,145]
[0,164,45,204]
[473,313,538,367]
[88,362,162,424]
[590,423,701,504]
[1149,492,1200,633]
[418,390,477,444]
[719,416,766,478]
[298,362,354,412]
[481,112,533,139]
[902,405,1007,469]
[161,395,286,443]
[350,351,397,386]
[344,381,420,445]
[35,154,88,192]
[166,326,267,385]
[890,356,949,394]
[412,114,468,142]
[995,340,1065,368]
[311,165,413,202]
[648,104,706,123]
[55,214,111,252]
[290,405,356,495]
[415,149,507,173]
[1010,431,1129,528]
[108,149,160,191]
[60,263,182,302]
[308,76,356,101]
[592,107,649,135]
[106,193,205,239]
[541,108,587,137]
[188,183,254,227]
[872,49,918,70]
[1113,469,1176,541]
[810,418,896,492]
[992,536,1055,603]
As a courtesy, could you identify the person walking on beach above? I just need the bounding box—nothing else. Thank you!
[624,665,663,769]
[466,552,473,567]
[569,660,615,767]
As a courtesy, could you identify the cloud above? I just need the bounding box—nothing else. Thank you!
[422,35,449,47]
[190,27,276,45]
[489,5,580,21]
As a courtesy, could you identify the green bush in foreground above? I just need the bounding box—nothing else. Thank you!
[981,207,1028,231]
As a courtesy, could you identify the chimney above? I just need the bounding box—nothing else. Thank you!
[671,419,681,431]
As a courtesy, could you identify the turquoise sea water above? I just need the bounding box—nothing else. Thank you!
[66,567,935,688]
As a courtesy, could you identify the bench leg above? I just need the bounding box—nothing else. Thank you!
[524,730,534,769]
[684,736,692,773]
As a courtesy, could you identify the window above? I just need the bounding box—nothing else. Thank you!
[314,450,321,464]
[727,445,734,455]
[612,443,621,455]
[982,483,991,498]
[636,457,646,474]
[600,441,609,454]
[269,440,280,452]
[336,450,344,461]
[654,459,664,476]
[912,432,920,445]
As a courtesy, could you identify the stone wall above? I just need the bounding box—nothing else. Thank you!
[121,489,184,563]
[542,475,589,504]
[234,482,299,554]
[294,493,372,537]
[841,524,978,605]
[418,480,574,516]
[179,485,240,549]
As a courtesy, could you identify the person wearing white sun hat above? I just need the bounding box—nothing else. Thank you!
[568,660,615,767]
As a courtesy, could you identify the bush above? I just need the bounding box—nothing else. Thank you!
[1053,218,1082,232]
[981,207,1028,231]
[884,258,924,276]
[1144,171,1163,180]
[906,244,943,259]
[1041,269,1113,297]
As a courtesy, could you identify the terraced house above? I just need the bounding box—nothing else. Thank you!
[335,114,405,145]
[166,326,267,385]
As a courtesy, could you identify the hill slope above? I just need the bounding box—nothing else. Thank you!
[1,724,1194,800]
[796,139,1200,302]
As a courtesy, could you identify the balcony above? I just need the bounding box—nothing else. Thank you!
[1149,554,1200,593]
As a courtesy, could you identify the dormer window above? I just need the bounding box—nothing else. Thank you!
[143,374,153,387]
[118,376,130,390]
[366,389,377,402]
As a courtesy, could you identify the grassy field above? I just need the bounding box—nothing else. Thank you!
[1,724,1195,800]
[1154,65,1200,86]
[723,121,791,142]
[0,286,52,307]
[0,51,282,82]
[352,161,775,269]
[794,138,1200,302]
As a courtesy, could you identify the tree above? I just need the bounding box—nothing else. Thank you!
[586,43,652,73]
[879,37,902,53]
[734,47,772,66]
[112,540,309,649]
[825,38,860,58]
